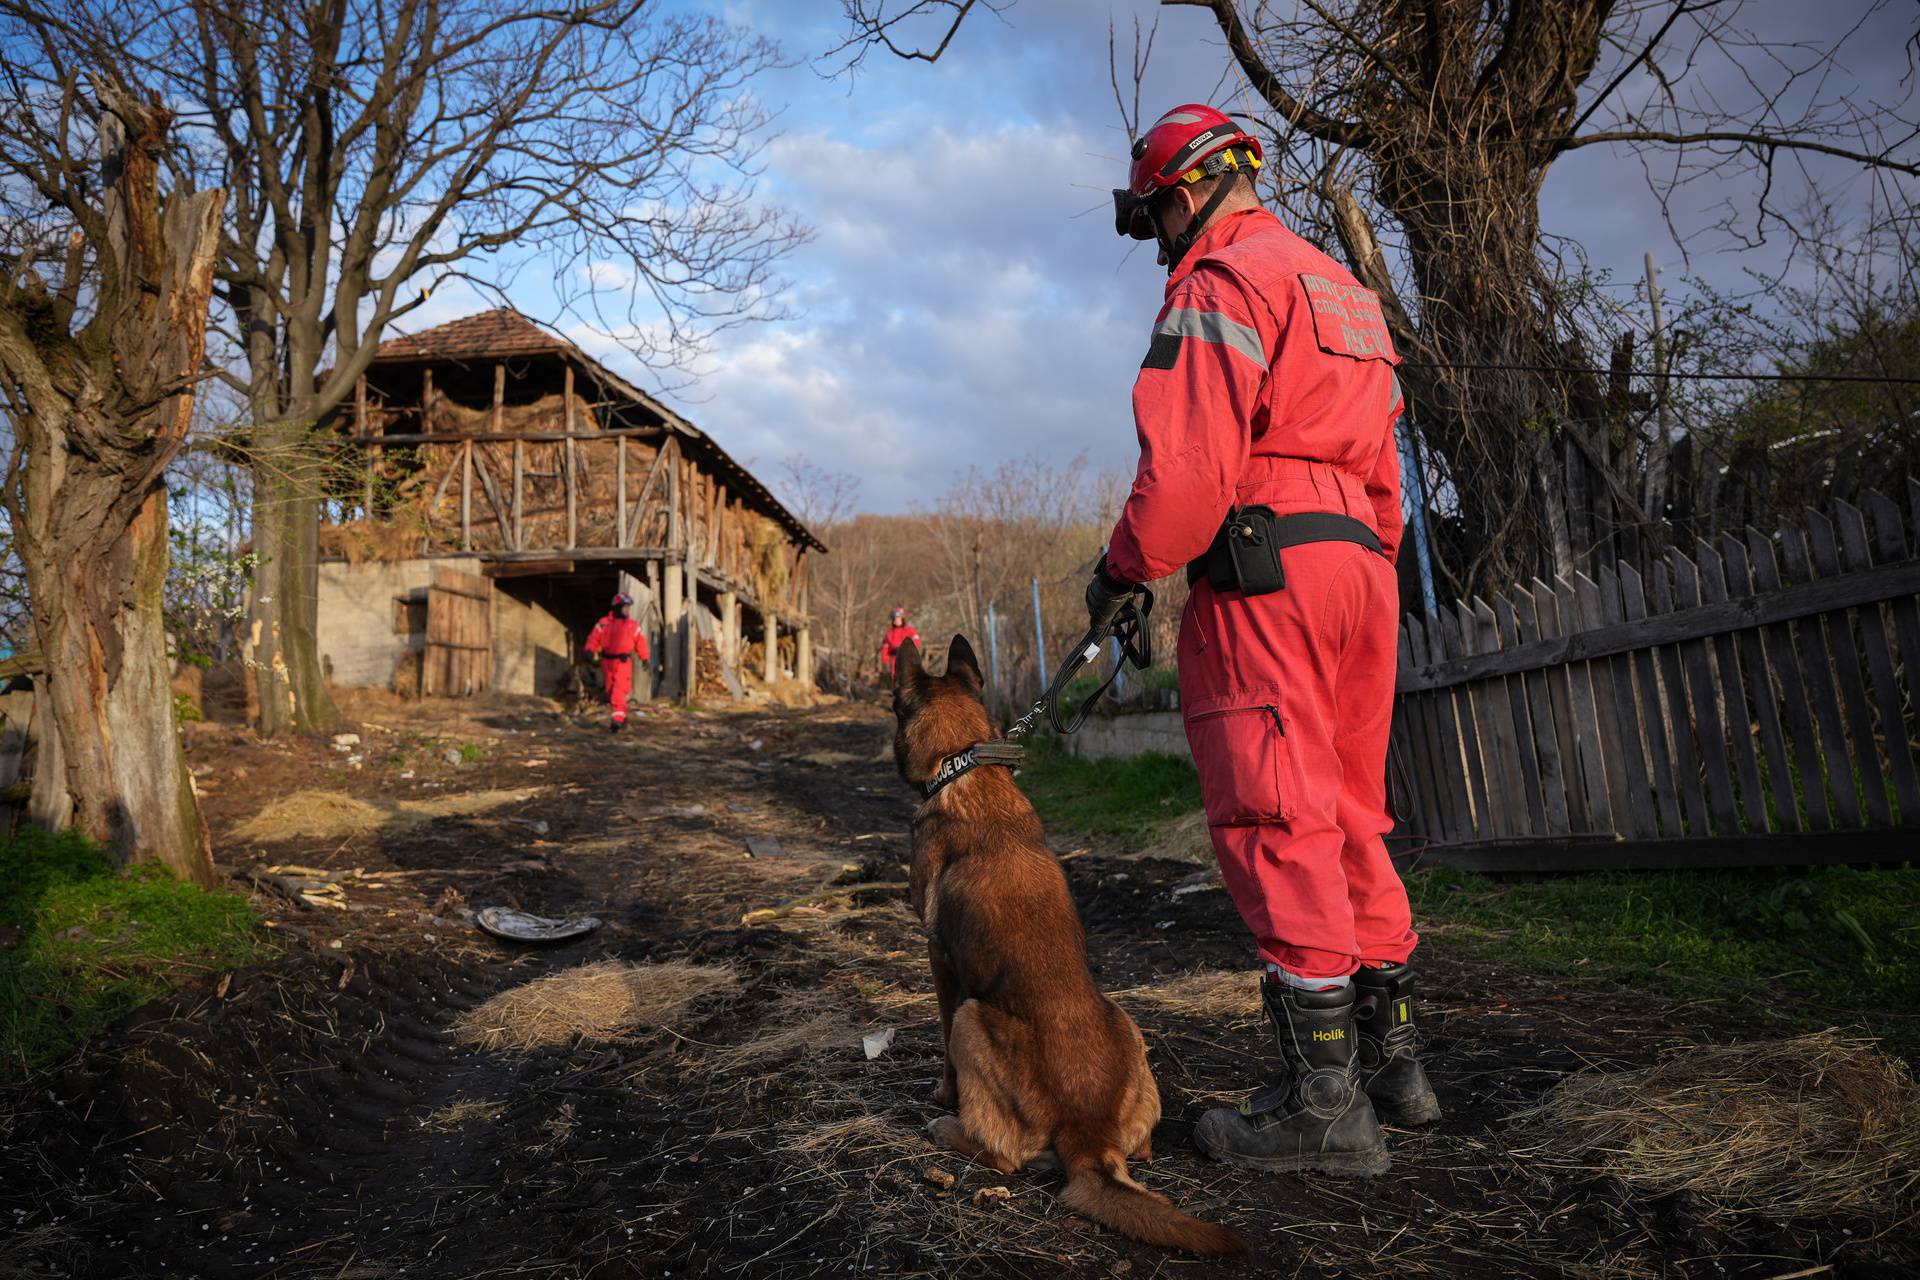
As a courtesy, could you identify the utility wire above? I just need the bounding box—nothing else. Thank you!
[1399,359,1920,386]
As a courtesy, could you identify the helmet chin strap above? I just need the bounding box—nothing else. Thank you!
[1151,171,1243,274]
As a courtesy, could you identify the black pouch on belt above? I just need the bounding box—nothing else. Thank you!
[1189,507,1384,595]
[1203,505,1287,594]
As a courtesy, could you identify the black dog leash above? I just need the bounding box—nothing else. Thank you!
[924,584,1155,801]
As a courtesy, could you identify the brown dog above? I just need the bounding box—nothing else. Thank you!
[892,635,1248,1257]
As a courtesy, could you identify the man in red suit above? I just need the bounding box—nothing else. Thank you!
[584,592,648,732]
[880,606,919,681]
[1089,104,1437,1177]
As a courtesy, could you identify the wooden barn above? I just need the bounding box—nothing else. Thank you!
[314,308,822,702]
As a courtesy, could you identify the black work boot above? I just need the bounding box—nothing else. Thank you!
[1193,979,1390,1176]
[1353,963,1442,1126]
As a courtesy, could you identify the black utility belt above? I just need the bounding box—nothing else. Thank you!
[601,653,633,660]
[1186,508,1383,594]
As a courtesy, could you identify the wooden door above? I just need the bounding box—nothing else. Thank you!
[423,567,493,696]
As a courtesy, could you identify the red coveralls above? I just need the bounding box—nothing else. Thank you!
[1105,206,1416,982]
[584,613,648,724]
[881,623,920,677]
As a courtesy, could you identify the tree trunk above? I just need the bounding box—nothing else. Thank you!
[246,418,342,735]
[0,94,222,883]
[24,486,212,884]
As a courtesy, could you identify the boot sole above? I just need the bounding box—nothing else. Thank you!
[1373,1097,1443,1127]
[1193,1131,1392,1178]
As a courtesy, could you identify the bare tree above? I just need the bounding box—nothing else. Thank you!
[780,457,863,531]
[109,0,806,734]
[841,0,1919,597]
[0,26,223,882]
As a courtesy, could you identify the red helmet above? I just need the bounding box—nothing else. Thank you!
[891,606,906,622]
[612,592,633,608]
[1113,104,1263,242]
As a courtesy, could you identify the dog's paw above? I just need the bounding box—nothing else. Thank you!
[929,1080,956,1109]
[925,1115,965,1147]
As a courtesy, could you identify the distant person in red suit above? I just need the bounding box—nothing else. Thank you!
[584,592,648,733]
[880,606,920,680]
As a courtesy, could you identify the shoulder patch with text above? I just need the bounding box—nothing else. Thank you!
[1298,273,1396,362]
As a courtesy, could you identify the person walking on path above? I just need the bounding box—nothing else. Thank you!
[1086,104,1440,1179]
[584,592,648,733]
[880,606,920,681]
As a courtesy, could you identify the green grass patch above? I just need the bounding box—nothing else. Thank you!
[1018,735,1202,847]
[0,827,269,1075]
[1022,745,1920,1043]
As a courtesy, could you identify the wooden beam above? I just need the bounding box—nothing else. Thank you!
[472,448,514,550]
[625,444,667,548]
[351,427,665,446]
[460,440,472,548]
[482,559,576,578]
[421,367,433,433]
[667,441,681,552]
[1399,559,1920,691]
[512,438,523,549]
[357,375,371,514]
[617,437,628,549]
[564,365,577,550]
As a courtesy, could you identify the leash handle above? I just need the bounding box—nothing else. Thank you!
[1039,585,1155,737]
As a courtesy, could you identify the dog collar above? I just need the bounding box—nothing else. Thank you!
[922,739,1026,800]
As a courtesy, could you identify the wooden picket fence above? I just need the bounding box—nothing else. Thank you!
[1389,488,1920,871]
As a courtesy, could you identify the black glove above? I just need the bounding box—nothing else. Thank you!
[1085,553,1134,636]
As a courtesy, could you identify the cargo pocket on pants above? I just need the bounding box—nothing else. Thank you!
[1185,701,1301,825]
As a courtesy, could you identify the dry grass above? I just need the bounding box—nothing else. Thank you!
[420,1098,505,1130]
[319,517,429,564]
[709,989,864,1071]
[1514,1032,1920,1227]
[1131,809,1214,864]
[233,786,542,842]
[452,960,739,1052]
[1112,968,1261,1024]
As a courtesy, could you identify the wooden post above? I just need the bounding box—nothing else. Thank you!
[422,367,433,432]
[683,556,698,704]
[663,560,684,698]
[645,558,662,699]
[763,609,778,685]
[460,440,472,548]
[796,574,812,687]
[491,363,504,431]
[511,439,523,549]
[357,375,372,514]
[564,365,577,550]
[616,437,628,548]
[719,590,738,678]
[666,439,681,552]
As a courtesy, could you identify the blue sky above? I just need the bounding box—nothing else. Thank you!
[399,1,1919,515]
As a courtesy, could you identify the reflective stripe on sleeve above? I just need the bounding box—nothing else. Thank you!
[1155,306,1266,369]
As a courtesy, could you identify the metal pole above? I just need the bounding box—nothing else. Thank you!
[1399,415,1439,617]
[1031,577,1047,692]
[987,600,1000,689]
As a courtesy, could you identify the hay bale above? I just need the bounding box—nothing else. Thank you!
[235,791,390,841]
[750,517,790,606]
[319,517,427,564]
[1514,1032,1920,1226]
[452,960,738,1051]
[233,786,542,842]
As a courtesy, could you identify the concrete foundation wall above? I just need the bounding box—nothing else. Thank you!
[317,559,439,689]
[492,589,571,696]
[1064,710,1190,762]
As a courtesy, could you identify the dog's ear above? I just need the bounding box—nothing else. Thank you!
[946,634,983,692]
[892,639,924,694]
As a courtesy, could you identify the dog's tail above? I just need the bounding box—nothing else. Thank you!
[1060,1148,1249,1257]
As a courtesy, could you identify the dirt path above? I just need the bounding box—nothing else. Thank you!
[2,694,1910,1279]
